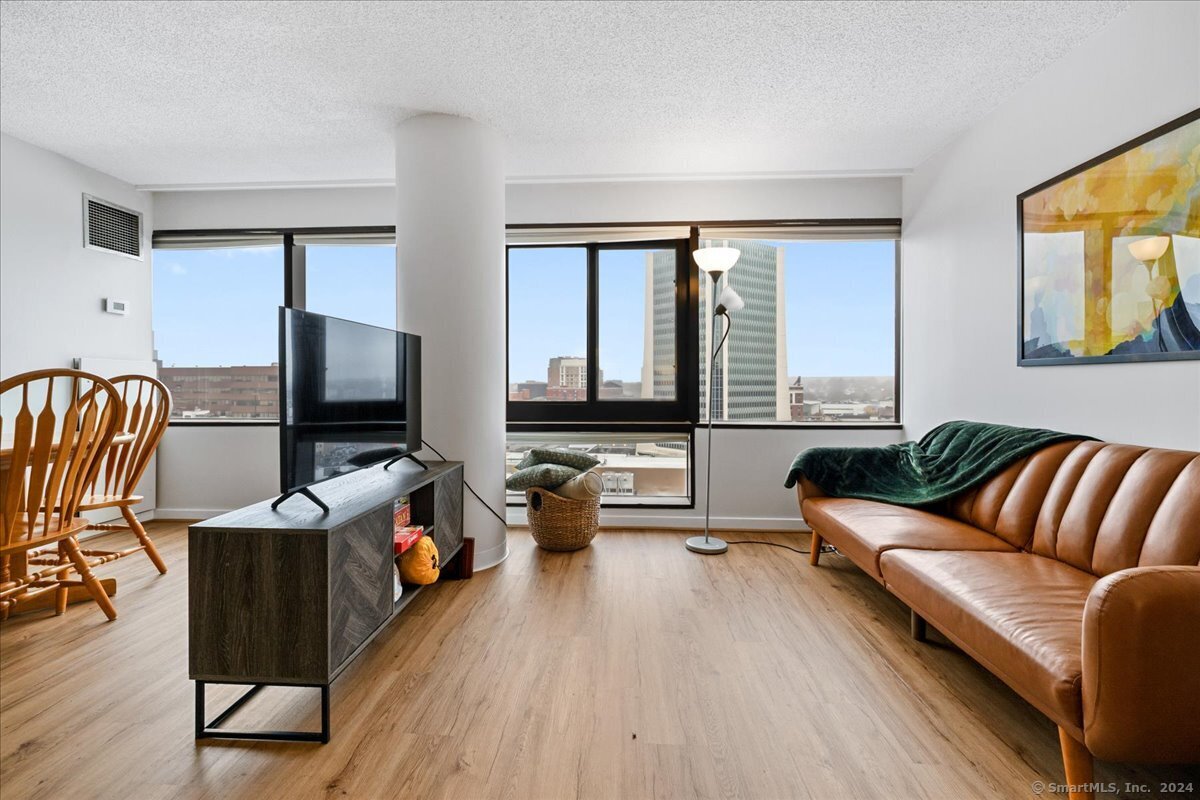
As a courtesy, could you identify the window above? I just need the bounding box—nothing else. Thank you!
[503,222,898,505]
[506,432,691,505]
[152,241,284,420]
[507,247,588,401]
[505,229,695,505]
[506,236,693,423]
[152,228,399,423]
[598,246,678,400]
[697,227,899,424]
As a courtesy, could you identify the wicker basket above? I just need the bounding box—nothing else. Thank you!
[526,487,600,551]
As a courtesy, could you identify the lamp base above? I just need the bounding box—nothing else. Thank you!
[685,535,728,555]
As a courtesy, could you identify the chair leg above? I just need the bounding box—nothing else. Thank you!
[809,531,823,566]
[121,505,167,574]
[54,542,70,615]
[1058,727,1095,800]
[55,585,69,615]
[62,538,117,621]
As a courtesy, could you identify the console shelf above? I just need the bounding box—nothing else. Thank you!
[189,460,466,743]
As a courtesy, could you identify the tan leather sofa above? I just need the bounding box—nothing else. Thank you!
[797,440,1200,800]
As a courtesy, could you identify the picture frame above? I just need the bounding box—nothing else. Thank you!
[1017,108,1200,366]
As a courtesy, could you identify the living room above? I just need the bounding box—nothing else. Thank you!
[0,2,1197,799]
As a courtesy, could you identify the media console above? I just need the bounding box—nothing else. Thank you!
[189,460,467,743]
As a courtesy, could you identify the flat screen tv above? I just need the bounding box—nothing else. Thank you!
[277,307,422,509]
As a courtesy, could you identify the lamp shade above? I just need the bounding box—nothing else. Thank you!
[715,285,745,314]
[693,247,740,275]
[1128,235,1170,262]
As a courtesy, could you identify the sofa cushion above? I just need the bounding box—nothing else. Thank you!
[505,463,580,491]
[802,497,1016,581]
[880,549,1096,731]
[1031,443,1200,576]
[942,440,1082,549]
[517,447,601,471]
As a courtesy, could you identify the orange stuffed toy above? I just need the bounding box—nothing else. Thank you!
[398,536,440,584]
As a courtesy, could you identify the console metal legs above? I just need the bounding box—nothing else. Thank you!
[195,681,330,743]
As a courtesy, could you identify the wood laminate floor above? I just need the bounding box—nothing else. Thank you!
[1,522,1196,799]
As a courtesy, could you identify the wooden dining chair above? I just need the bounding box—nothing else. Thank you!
[0,369,121,620]
[73,375,172,574]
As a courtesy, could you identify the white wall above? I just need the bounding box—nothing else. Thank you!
[153,175,904,527]
[0,133,153,375]
[507,176,901,224]
[156,425,279,517]
[152,176,900,231]
[902,0,1200,450]
[153,185,394,230]
[0,134,157,519]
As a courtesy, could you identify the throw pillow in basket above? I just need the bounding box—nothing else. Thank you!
[517,447,600,471]
[505,463,580,491]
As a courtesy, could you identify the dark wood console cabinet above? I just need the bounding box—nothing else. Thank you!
[189,460,465,742]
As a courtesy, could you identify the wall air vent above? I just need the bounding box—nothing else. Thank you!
[83,194,143,259]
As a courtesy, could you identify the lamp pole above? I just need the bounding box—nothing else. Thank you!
[686,248,739,556]
[685,273,729,554]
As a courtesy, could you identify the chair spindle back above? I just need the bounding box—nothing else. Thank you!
[0,370,120,549]
[87,375,172,501]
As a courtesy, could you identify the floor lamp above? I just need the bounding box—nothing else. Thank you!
[687,246,744,555]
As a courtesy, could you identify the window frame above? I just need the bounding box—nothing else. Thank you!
[505,237,696,424]
[152,226,394,426]
[506,220,901,430]
[697,234,902,429]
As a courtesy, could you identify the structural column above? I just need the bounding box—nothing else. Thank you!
[395,114,507,568]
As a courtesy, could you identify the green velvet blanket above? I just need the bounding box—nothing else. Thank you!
[784,420,1095,506]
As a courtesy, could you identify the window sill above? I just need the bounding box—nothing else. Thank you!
[167,419,280,427]
[507,496,692,509]
[706,422,902,430]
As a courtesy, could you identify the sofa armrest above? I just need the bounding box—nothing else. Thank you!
[1082,565,1200,762]
[794,476,826,508]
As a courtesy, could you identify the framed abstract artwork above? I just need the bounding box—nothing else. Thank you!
[1018,108,1199,365]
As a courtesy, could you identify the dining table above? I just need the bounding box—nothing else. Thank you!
[0,431,135,616]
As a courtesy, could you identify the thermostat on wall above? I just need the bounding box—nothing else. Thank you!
[104,298,129,315]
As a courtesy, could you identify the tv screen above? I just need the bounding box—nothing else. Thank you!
[279,308,421,493]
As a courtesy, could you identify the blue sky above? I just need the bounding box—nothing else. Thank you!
[782,240,896,377]
[152,245,395,367]
[152,240,894,378]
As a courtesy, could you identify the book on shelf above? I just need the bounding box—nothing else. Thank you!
[393,497,411,529]
[394,525,424,555]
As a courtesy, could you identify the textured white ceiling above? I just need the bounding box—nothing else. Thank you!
[0,0,1129,186]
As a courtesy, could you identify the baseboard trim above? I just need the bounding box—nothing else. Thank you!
[78,509,157,541]
[472,540,510,572]
[505,508,809,532]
